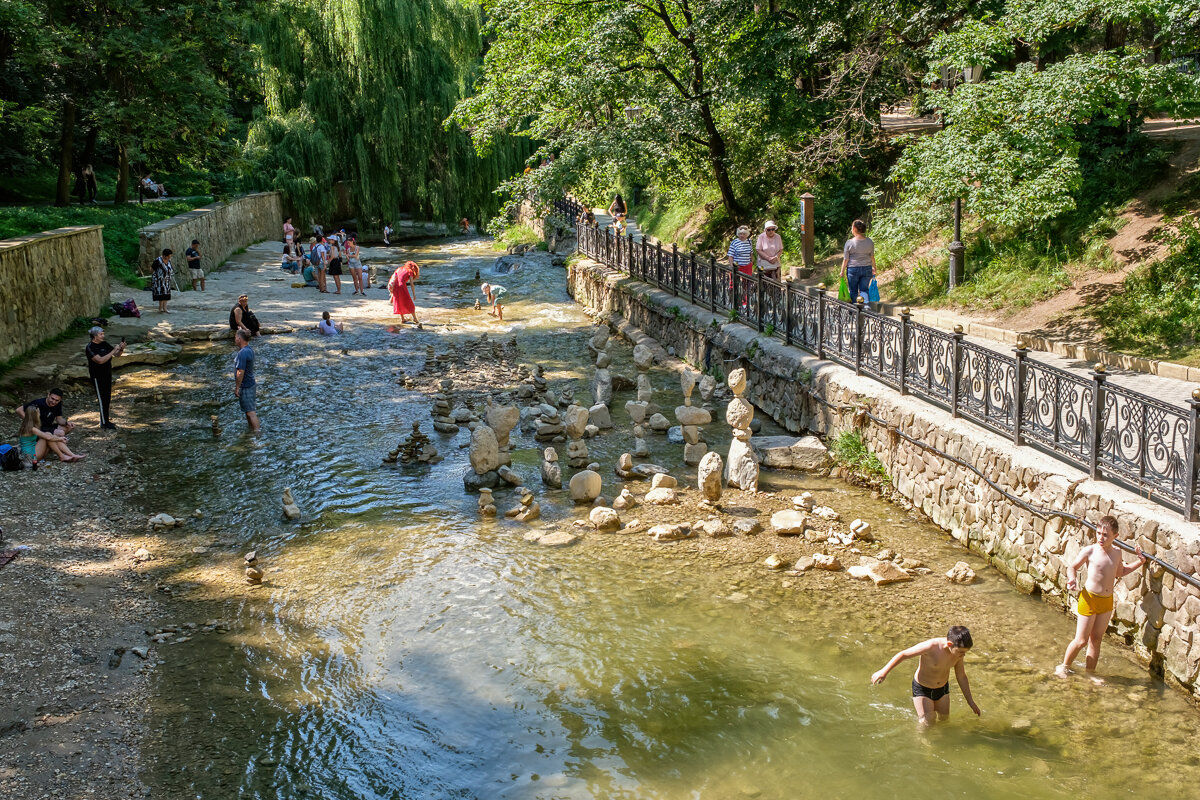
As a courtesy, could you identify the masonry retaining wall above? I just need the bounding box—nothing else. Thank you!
[569,256,1200,696]
[138,192,283,275]
[0,226,107,363]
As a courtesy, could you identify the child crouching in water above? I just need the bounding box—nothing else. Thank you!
[480,282,506,321]
[871,625,980,725]
[1055,515,1146,684]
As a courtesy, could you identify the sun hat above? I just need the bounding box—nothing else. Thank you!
[764,220,777,230]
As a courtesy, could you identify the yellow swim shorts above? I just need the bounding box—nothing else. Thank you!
[1077,588,1114,617]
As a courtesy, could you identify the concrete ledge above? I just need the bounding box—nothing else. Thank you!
[571,256,1200,697]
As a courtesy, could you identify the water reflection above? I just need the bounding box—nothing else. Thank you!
[134,238,1200,799]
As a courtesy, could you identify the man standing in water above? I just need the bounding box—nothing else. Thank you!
[233,329,260,432]
[871,626,980,725]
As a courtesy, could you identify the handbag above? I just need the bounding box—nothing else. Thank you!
[868,278,880,303]
[837,276,850,302]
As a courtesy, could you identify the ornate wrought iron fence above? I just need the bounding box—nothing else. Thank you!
[555,197,1200,520]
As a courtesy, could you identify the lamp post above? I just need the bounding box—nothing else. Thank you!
[948,197,964,290]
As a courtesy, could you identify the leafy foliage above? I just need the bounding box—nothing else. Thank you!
[829,430,890,482]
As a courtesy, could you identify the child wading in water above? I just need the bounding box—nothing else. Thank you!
[1055,515,1146,684]
[871,626,980,725]
[480,282,506,321]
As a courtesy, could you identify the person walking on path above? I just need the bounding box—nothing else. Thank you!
[83,163,98,204]
[150,249,173,313]
[607,193,627,219]
[185,239,206,292]
[727,225,754,277]
[229,294,261,338]
[233,329,260,432]
[755,221,783,279]
[85,326,126,430]
[388,261,422,327]
[841,219,876,303]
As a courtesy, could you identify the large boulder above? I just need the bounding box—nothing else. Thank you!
[485,403,521,449]
[468,425,501,475]
[633,344,654,371]
[588,403,613,429]
[592,368,613,407]
[848,557,913,586]
[697,452,723,501]
[644,487,678,505]
[624,400,649,424]
[649,473,678,490]
[647,413,672,432]
[589,507,622,532]
[568,470,603,503]
[649,522,694,542]
[725,398,754,430]
[725,434,760,490]
[946,561,977,584]
[563,405,590,439]
[751,435,830,470]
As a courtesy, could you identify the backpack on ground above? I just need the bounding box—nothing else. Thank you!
[0,444,22,472]
[112,299,141,318]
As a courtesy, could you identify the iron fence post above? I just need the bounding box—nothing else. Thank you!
[671,243,679,297]
[688,251,696,306]
[657,240,665,293]
[709,257,717,313]
[784,280,793,345]
[755,271,765,332]
[816,284,826,360]
[854,297,865,374]
[1186,388,1200,522]
[1089,365,1107,480]
[1013,342,1028,447]
[951,325,964,418]
[899,307,911,396]
[732,265,740,318]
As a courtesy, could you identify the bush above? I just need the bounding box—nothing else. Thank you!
[493,223,542,251]
[829,430,889,482]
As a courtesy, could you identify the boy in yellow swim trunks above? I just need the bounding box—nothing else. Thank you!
[1055,515,1146,684]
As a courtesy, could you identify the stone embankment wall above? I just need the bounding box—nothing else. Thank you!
[138,192,283,275]
[515,199,576,254]
[0,226,107,363]
[569,257,1200,697]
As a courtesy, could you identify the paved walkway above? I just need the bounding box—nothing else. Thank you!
[586,207,1200,410]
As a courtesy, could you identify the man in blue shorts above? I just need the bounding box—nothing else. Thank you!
[233,329,260,432]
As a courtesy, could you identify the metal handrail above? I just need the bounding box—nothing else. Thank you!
[554,196,1200,521]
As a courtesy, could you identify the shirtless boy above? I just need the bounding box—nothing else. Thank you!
[1055,515,1146,684]
[871,626,980,725]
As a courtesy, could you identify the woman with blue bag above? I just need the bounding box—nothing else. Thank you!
[840,219,877,304]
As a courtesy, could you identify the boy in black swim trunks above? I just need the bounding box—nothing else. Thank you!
[871,625,980,725]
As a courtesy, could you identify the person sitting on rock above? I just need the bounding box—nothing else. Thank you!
[229,294,261,337]
[316,311,344,335]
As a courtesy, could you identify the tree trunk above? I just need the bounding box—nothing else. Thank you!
[54,99,77,207]
[115,142,129,204]
[697,103,743,218]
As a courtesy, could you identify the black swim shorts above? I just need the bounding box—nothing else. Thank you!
[912,679,949,701]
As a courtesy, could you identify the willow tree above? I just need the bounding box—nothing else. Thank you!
[248,0,530,225]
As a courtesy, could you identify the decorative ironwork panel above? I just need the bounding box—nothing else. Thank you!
[821,300,857,364]
[1099,384,1191,507]
[733,272,758,326]
[761,279,785,337]
[712,263,733,313]
[676,253,690,297]
[860,313,904,389]
[788,291,820,350]
[694,259,713,306]
[957,341,1016,435]
[906,325,955,407]
[1020,363,1094,468]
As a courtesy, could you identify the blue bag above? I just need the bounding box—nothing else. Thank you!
[867,278,880,303]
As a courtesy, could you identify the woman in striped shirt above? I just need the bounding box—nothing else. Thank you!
[727,226,753,275]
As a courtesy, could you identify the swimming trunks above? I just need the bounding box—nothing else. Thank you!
[911,679,949,701]
[1077,588,1114,617]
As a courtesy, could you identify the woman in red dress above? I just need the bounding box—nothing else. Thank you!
[388,261,422,327]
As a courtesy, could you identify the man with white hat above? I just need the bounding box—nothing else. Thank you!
[756,220,783,280]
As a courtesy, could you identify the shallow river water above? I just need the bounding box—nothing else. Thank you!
[130,239,1200,799]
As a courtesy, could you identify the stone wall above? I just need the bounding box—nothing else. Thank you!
[0,226,107,363]
[515,199,577,254]
[138,192,284,275]
[569,257,1200,697]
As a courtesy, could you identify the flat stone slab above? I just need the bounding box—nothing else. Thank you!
[751,434,830,471]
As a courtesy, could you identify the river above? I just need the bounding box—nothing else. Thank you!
[124,238,1200,799]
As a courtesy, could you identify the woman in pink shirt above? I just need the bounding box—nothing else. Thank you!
[283,217,296,245]
[756,221,783,279]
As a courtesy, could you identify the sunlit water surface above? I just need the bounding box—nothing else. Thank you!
[130,239,1200,799]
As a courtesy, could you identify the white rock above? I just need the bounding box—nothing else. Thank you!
[650,473,678,490]
[468,425,502,475]
[624,400,649,424]
[792,492,814,511]
[649,522,693,541]
[725,436,759,490]
[770,510,809,535]
[697,451,723,501]
[811,505,840,521]
[644,487,678,505]
[946,561,977,584]
[612,488,638,510]
[727,368,747,396]
[633,344,654,371]
[148,513,177,529]
[563,405,590,439]
[568,470,603,503]
[849,519,872,540]
[812,553,842,570]
[725,398,754,430]
[589,507,622,531]
[764,554,786,570]
[848,557,912,586]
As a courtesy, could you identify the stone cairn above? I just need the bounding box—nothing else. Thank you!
[504,488,541,522]
[383,421,441,465]
[534,402,565,443]
[564,404,590,467]
[590,327,613,409]
[478,488,497,517]
[431,380,459,434]
[244,550,263,585]
[675,368,711,466]
[724,368,759,491]
[541,447,562,488]
[282,488,301,520]
[464,424,505,491]
[485,399,521,453]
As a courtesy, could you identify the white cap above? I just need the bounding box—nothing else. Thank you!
[764,220,777,230]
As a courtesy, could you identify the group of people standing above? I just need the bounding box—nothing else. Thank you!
[281,219,369,295]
